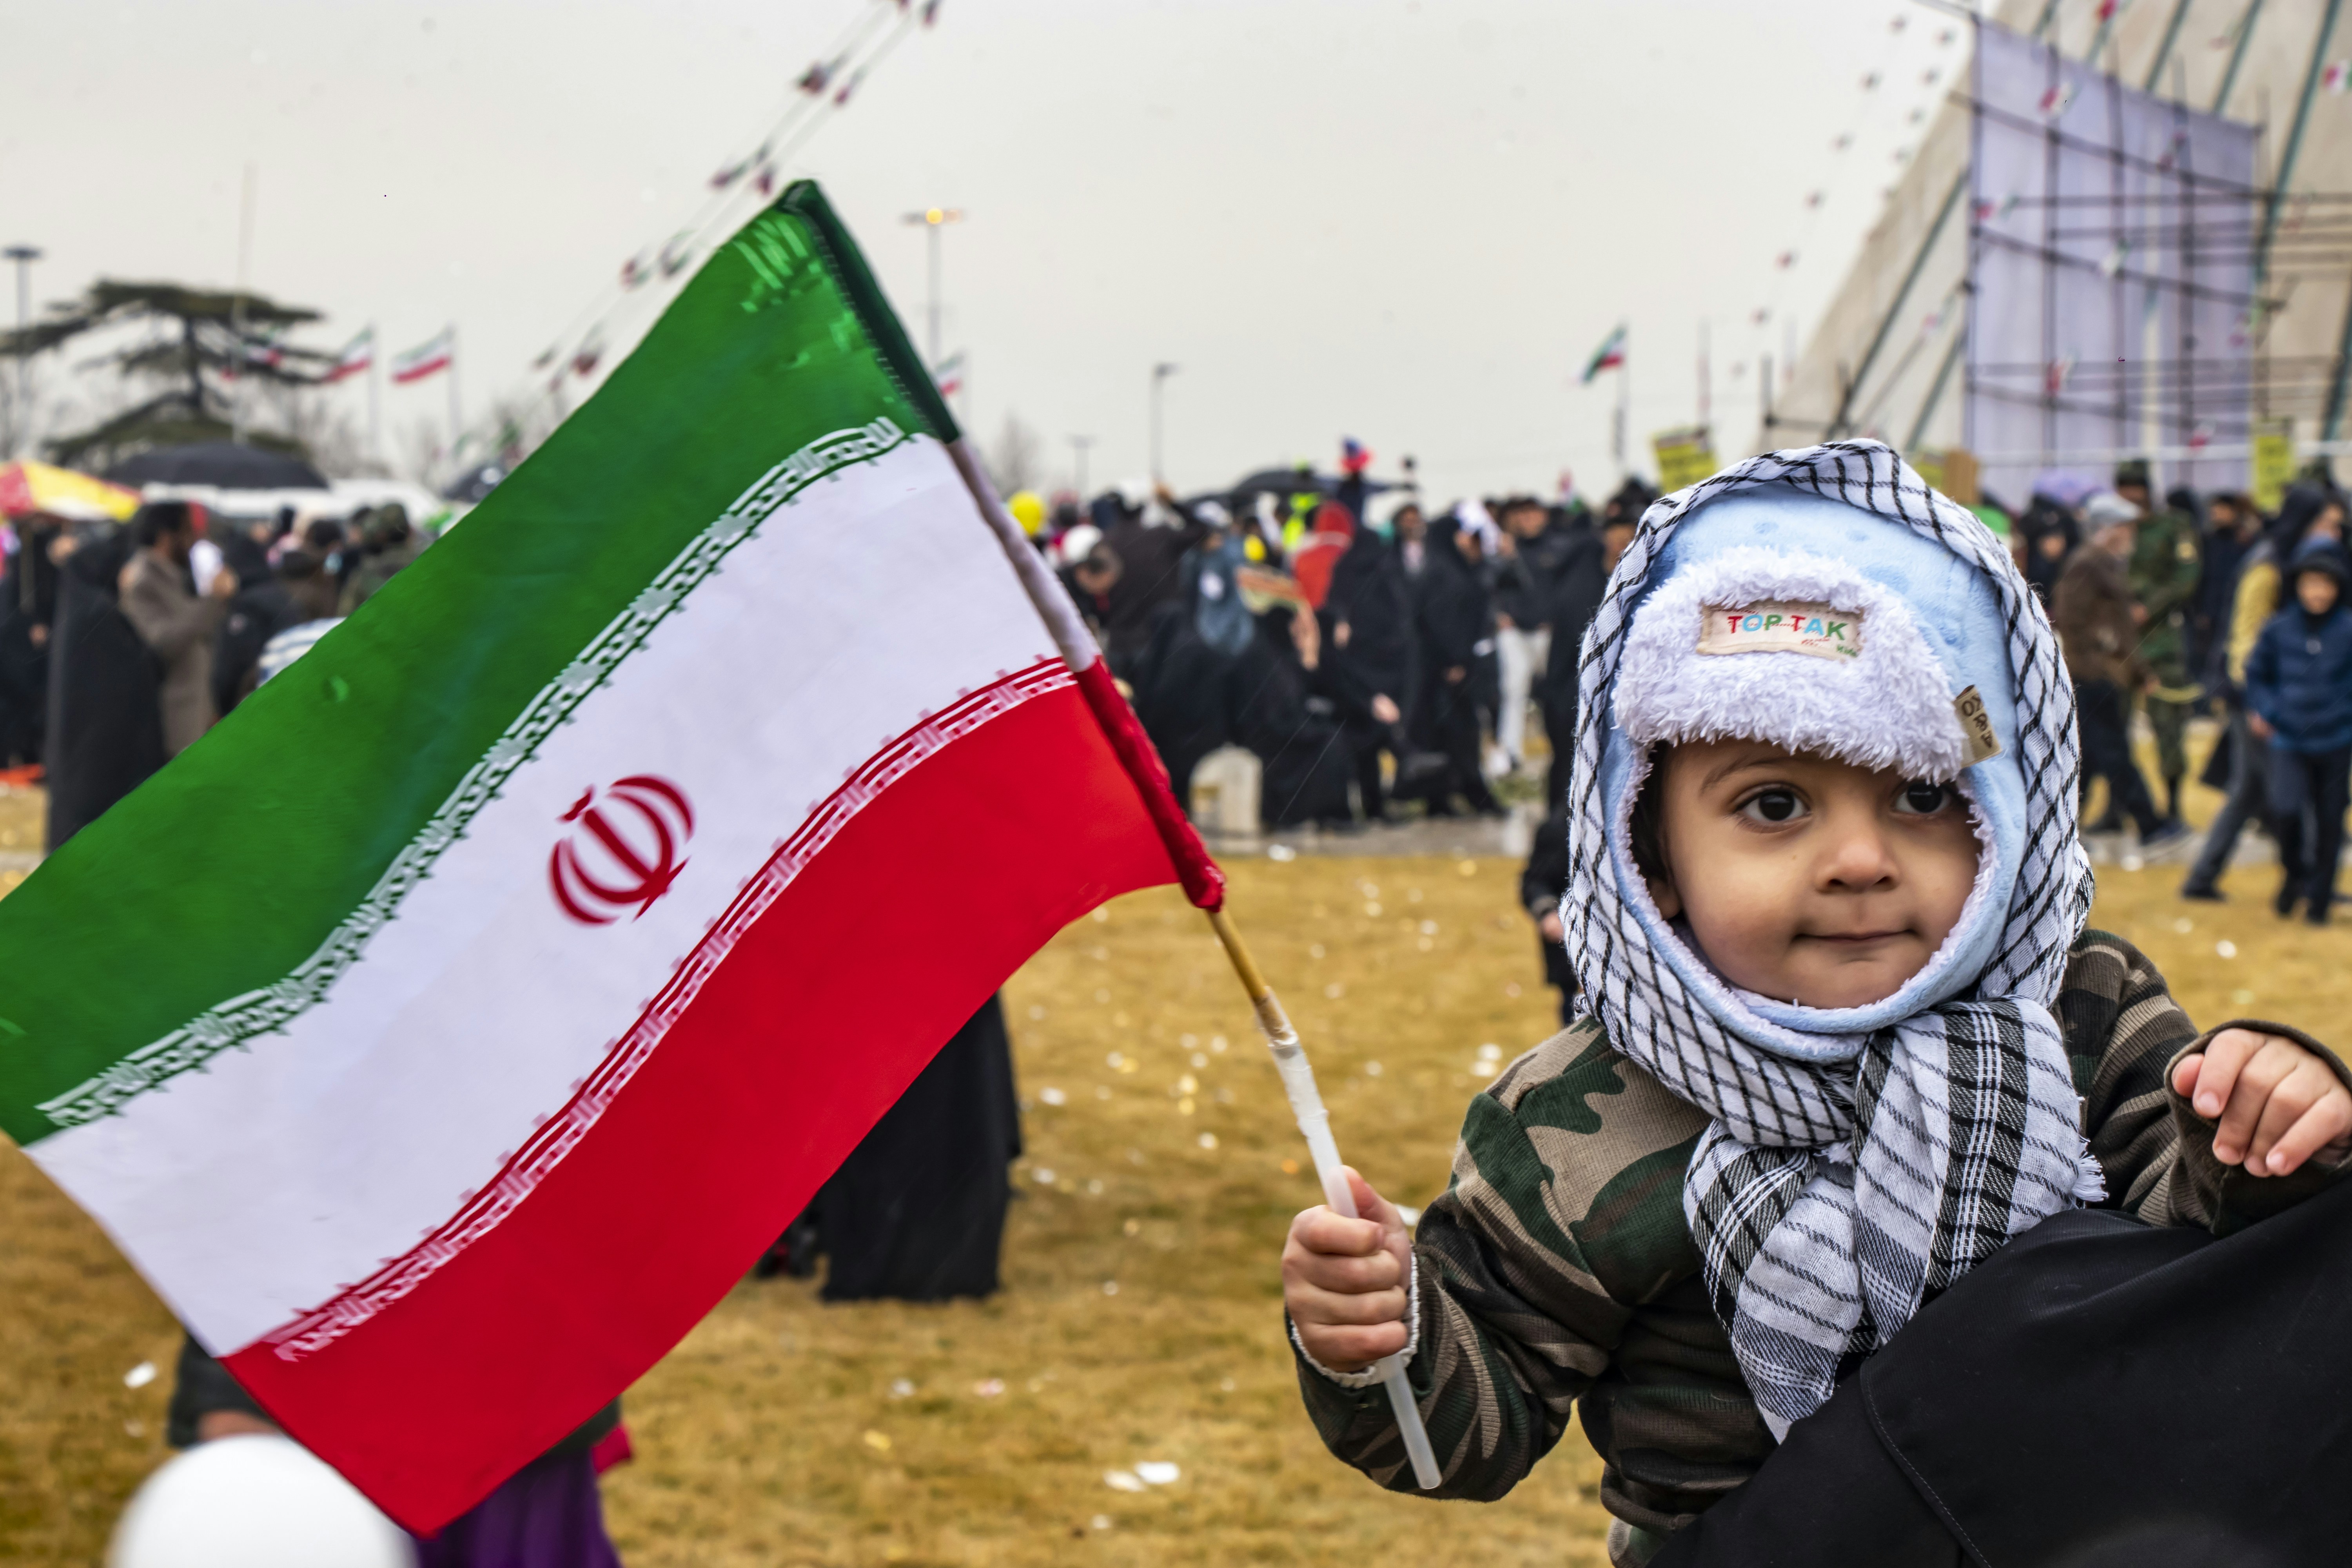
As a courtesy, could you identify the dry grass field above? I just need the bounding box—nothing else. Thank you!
[2,768,2344,1566]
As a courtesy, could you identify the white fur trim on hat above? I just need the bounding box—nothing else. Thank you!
[1613,546,1969,780]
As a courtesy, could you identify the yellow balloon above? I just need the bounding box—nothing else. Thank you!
[1009,490,1047,536]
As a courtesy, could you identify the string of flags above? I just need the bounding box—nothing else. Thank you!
[514,0,930,408]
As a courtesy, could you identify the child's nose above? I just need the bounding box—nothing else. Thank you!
[1818,818,1900,891]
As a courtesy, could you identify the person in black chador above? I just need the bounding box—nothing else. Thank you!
[1534,499,1628,808]
[761,994,1023,1300]
[1403,513,1502,817]
[43,521,164,851]
[1519,805,1574,1025]
[1231,596,1356,830]
[1321,505,1414,822]
[0,511,64,768]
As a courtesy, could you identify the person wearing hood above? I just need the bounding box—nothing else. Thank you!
[2018,491,2082,605]
[1323,497,1416,822]
[42,521,165,849]
[1127,514,1249,808]
[1401,513,1503,817]
[1535,506,1620,807]
[2243,538,2352,923]
[211,547,341,717]
[339,503,428,615]
[1098,484,1210,679]
[0,510,64,768]
[2052,492,2185,847]
[2183,484,2347,899]
[1278,444,2352,1565]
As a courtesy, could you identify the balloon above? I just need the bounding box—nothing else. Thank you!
[1007,490,1047,536]
[110,1436,414,1568]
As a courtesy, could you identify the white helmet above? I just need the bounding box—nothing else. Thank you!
[110,1436,414,1568]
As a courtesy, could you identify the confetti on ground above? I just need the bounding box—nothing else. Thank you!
[1090,1514,1114,1530]
[122,1361,156,1390]
[888,1379,914,1399]
[1104,1470,1146,1493]
[974,1378,1004,1397]
[1136,1461,1181,1486]
[862,1430,892,1453]
[1198,1133,1218,1150]
[1039,1086,1067,1106]
[2217,940,2239,958]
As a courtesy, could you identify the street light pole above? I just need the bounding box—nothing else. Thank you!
[900,206,964,371]
[2,245,38,457]
[1150,362,1179,484]
[1068,434,1095,499]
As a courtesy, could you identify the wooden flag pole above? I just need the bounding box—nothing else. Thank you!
[949,436,1439,1488]
[1207,907,1443,1491]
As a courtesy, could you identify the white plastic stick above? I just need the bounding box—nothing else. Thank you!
[1209,912,1441,1490]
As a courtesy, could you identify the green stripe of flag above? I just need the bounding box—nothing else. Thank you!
[0,183,951,1146]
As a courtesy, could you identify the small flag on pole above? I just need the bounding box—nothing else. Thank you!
[1580,322,1628,384]
[0,180,1220,1534]
[321,328,375,385]
[390,329,454,385]
[933,350,965,397]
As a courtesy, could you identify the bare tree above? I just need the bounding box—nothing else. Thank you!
[986,411,1044,495]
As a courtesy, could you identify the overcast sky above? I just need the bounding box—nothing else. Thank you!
[0,0,1967,501]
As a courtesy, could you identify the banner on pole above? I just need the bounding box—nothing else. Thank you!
[2251,418,2297,514]
[1651,425,1717,491]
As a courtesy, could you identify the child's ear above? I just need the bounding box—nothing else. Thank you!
[1647,867,1682,920]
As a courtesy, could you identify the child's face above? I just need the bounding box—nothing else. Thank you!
[1644,739,1981,1010]
[2296,570,2339,616]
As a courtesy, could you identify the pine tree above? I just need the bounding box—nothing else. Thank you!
[0,279,331,469]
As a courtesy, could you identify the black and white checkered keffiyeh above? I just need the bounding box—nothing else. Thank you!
[1560,441,2101,1436]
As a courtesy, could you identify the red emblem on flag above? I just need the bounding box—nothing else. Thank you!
[549,776,695,925]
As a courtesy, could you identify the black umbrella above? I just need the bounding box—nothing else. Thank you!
[106,441,330,491]
[1216,467,1404,514]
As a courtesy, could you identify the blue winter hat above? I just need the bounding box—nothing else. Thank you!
[1564,443,2092,1065]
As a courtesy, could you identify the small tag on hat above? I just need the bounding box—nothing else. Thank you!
[1697,601,1863,661]
[1953,686,2003,766]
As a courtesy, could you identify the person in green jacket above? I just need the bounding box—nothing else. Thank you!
[2116,459,2201,825]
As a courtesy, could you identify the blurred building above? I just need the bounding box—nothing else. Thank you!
[1771,0,2351,501]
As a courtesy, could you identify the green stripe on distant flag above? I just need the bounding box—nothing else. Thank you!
[1581,322,1627,384]
[0,185,955,1148]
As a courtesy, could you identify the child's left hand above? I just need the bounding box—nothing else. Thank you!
[2171,1028,2352,1177]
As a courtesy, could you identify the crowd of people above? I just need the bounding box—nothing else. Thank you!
[0,497,430,849]
[1035,456,1656,834]
[1020,447,2352,935]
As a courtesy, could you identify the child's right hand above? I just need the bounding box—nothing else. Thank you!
[1281,1167,1413,1373]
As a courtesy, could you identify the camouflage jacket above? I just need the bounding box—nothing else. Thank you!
[2128,507,2201,677]
[1293,932,2350,1565]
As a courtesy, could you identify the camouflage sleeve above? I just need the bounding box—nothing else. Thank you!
[2138,517,2200,623]
[2061,932,2352,1230]
[1292,1020,1711,1507]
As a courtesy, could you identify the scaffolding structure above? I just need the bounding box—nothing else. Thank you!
[1771,0,2352,504]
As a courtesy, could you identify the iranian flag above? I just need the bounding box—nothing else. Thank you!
[389,327,453,384]
[1579,321,1627,384]
[322,327,376,385]
[0,183,1219,1532]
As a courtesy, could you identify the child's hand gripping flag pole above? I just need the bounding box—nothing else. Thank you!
[0,178,1436,1528]
[1206,907,1444,1490]
[947,408,1446,1497]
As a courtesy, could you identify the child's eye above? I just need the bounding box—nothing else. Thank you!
[1737,788,1808,825]
[1895,781,1956,815]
